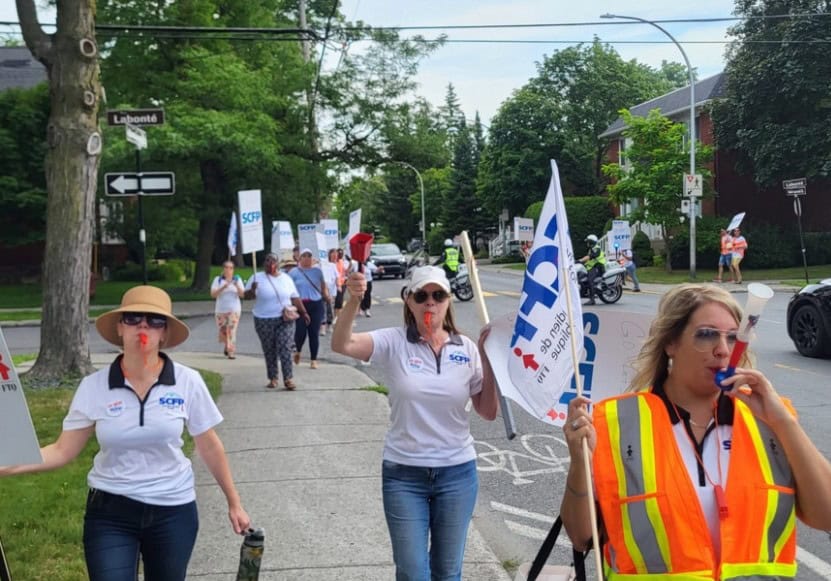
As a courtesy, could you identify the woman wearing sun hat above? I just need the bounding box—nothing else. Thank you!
[332,266,499,580]
[0,285,250,581]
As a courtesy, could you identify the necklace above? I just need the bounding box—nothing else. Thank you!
[689,417,713,429]
[669,399,729,521]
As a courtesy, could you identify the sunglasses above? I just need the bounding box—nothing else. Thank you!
[411,289,450,304]
[121,312,168,329]
[691,327,738,352]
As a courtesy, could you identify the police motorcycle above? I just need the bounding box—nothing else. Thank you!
[400,248,474,302]
[574,261,625,304]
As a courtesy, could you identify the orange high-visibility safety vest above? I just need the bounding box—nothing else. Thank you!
[593,391,797,580]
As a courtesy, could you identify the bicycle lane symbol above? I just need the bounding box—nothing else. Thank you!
[474,433,570,485]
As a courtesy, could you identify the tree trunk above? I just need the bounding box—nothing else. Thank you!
[663,231,674,273]
[191,160,224,292]
[17,0,101,383]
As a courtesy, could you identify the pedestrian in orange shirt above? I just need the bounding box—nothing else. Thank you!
[714,228,733,283]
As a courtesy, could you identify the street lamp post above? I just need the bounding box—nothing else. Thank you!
[393,161,426,250]
[601,13,698,279]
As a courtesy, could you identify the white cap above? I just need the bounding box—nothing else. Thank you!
[406,266,450,295]
[300,248,313,256]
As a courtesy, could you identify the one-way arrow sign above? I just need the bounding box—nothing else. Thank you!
[105,172,176,196]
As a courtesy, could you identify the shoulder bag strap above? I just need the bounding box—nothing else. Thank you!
[527,516,591,581]
[298,267,323,297]
[264,273,290,311]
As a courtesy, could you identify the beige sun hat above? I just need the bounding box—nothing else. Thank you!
[95,285,190,348]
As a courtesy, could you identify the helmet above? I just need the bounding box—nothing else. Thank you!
[444,239,454,247]
[585,234,598,244]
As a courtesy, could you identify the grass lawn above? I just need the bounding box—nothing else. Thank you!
[0,368,222,581]
[0,265,255,314]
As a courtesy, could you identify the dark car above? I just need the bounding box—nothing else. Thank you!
[370,243,407,279]
[786,278,831,358]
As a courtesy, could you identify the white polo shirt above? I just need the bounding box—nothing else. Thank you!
[63,354,223,506]
[369,326,483,467]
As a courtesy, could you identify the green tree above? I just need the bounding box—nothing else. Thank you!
[602,109,712,271]
[712,2,831,186]
[0,83,49,246]
[16,0,102,381]
[441,121,479,239]
[478,41,688,220]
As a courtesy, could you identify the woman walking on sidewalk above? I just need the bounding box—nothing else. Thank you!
[245,253,309,390]
[0,286,251,581]
[211,260,244,358]
[289,248,330,369]
[332,266,499,580]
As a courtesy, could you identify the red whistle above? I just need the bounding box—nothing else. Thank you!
[714,484,729,520]
[139,333,148,346]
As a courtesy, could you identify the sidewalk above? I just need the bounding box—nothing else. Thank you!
[69,352,510,581]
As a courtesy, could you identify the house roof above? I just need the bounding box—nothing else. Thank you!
[599,72,727,139]
[0,47,48,92]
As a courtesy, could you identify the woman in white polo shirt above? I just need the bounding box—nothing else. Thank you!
[332,265,500,580]
[210,260,245,359]
[0,286,250,581]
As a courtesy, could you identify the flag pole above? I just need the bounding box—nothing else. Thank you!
[460,231,517,440]
[553,168,603,580]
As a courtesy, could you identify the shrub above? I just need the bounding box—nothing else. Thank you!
[632,231,654,267]
[111,261,187,282]
[563,196,614,251]
[669,216,734,270]
[739,223,798,269]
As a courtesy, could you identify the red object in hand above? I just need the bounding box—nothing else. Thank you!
[349,233,374,272]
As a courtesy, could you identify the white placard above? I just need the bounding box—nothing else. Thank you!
[297,223,320,257]
[319,219,340,250]
[237,190,264,254]
[347,209,362,242]
[513,217,535,242]
[726,212,746,232]
[270,221,294,259]
[0,327,43,465]
[486,309,653,426]
[315,232,328,261]
[610,219,632,252]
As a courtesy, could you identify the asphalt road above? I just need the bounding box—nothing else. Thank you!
[6,270,831,578]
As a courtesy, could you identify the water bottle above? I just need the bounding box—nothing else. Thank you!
[235,527,264,581]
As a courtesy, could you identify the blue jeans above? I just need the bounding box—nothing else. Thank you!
[83,489,198,581]
[382,459,478,581]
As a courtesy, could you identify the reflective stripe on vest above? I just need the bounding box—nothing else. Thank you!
[444,247,460,271]
[594,392,797,579]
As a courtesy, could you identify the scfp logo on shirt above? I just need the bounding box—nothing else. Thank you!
[159,392,185,411]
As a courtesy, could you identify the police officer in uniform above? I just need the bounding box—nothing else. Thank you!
[434,238,460,281]
[579,234,606,305]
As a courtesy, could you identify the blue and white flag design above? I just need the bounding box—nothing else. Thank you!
[227,211,238,257]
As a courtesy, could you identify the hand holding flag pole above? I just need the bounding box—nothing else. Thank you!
[460,231,517,440]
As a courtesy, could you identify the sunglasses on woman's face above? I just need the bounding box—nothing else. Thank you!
[691,327,738,352]
[121,312,168,329]
[411,290,449,304]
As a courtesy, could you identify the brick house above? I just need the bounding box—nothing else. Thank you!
[600,72,831,234]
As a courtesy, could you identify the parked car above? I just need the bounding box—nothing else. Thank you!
[370,242,407,279]
[786,278,831,358]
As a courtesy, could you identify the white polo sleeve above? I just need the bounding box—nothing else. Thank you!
[63,375,96,430]
[368,327,401,364]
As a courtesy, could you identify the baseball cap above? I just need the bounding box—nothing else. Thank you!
[406,266,450,295]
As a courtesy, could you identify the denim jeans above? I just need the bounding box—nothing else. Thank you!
[83,489,198,581]
[382,459,478,581]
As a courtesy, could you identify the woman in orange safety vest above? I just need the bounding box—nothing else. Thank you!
[560,284,831,579]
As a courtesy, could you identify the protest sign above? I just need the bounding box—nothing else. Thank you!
[727,212,746,232]
[347,209,362,243]
[0,327,42,465]
[513,217,535,242]
[237,190,264,254]
[270,221,295,260]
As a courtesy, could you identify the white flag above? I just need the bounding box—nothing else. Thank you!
[227,211,238,257]
[485,160,584,422]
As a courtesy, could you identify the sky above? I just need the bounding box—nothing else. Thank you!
[1,0,736,123]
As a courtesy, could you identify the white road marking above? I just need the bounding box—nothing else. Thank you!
[493,502,831,574]
[797,546,831,578]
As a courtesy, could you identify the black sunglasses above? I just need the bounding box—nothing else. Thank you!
[121,312,168,329]
[411,290,449,304]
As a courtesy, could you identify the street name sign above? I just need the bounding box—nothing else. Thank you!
[105,172,176,196]
[0,326,43,466]
[684,173,703,197]
[107,108,165,126]
[125,123,147,150]
[782,177,807,197]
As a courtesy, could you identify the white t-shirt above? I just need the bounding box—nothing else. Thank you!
[211,274,244,314]
[63,355,223,506]
[369,326,483,467]
[245,271,299,319]
[321,260,338,297]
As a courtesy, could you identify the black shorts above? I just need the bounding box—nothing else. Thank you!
[334,289,344,309]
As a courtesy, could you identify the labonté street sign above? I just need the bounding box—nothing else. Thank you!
[106,108,165,126]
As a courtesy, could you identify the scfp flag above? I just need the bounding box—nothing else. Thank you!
[227,211,238,257]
